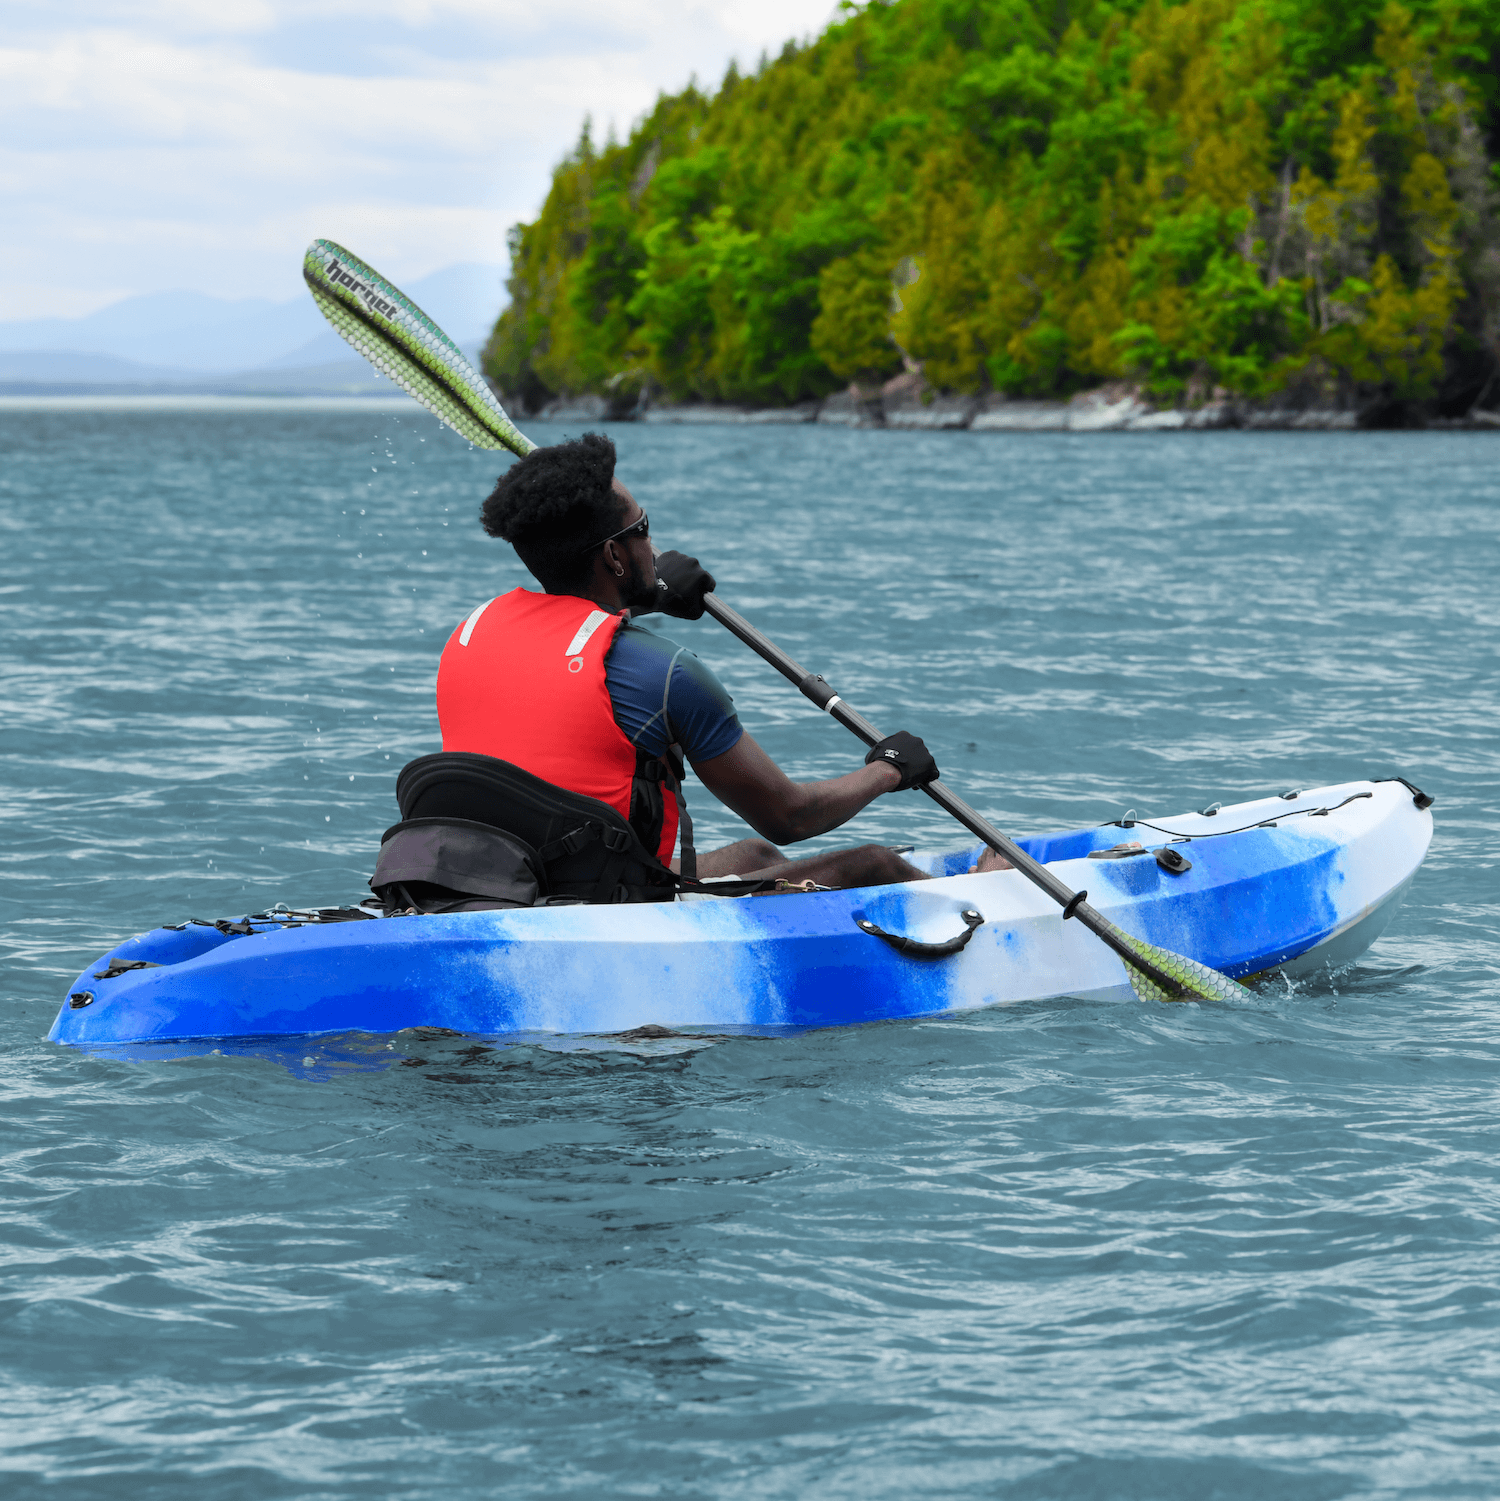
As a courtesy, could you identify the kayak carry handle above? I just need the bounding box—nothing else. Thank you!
[855,908,984,958]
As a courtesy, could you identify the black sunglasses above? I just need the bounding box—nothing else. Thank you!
[579,511,649,555]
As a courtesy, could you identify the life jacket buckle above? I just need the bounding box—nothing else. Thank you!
[601,826,632,853]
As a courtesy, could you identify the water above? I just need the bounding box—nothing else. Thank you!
[2,402,1497,1498]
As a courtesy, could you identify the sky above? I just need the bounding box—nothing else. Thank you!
[0,0,838,322]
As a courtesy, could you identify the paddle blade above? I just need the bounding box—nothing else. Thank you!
[301,239,535,457]
[1111,929,1251,1004]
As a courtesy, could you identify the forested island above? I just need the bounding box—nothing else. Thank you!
[485,0,1500,427]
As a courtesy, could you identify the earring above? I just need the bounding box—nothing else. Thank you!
[614,566,624,576]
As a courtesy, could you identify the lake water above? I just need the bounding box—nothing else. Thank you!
[2,402,1497,1498]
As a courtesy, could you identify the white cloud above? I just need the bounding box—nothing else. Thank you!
[0,0,837,319]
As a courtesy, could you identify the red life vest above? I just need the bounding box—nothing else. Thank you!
[435,588,681,866]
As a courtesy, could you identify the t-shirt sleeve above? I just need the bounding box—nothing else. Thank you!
[604,621,743,764]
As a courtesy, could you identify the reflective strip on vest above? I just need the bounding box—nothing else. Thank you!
[435,588,680,866]
[564,609,613,658]
[458,597,494,646]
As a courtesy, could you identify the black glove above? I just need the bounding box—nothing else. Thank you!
[651,550,716,620]
[865,731,938,791]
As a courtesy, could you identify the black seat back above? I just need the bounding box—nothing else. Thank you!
[393,752,678,904]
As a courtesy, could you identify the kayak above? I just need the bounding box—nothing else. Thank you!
[49,777,1431,1047]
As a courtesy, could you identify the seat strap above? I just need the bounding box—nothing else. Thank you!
[666,741,696,880]
[535,822,601,864]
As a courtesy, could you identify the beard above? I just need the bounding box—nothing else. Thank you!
[621,550,661,610]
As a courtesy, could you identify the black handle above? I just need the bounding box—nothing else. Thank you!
[856,907,984,958]
[1373,776,1435,810]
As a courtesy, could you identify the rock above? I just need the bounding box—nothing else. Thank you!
[743,403,821,424]
[885,397,979,429]
[641,401,819,425]
[1237,406,1357,429]
[536,393,609,423]
[1183,403,1237,429]
[1126,409,1188,430]
[1292,410,1358,429]
[878,372,978,429]
[817,385,883,427]
[1067,385,1152,430]
[642,404,755,424]
[970,400,1070,431]
[1429,409,1500,429]
[880,370,922,402]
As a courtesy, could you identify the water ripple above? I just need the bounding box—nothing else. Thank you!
[2,411,1497,1497]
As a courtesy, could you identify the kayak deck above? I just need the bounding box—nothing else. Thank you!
[49,779,1432,1046]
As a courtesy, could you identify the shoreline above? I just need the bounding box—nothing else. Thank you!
[519,380,1500,433]
[3,386,1496,432]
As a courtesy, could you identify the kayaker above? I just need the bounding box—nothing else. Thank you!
[437,432,937,889]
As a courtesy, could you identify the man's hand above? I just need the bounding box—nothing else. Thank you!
[864,731,939,791]
[651,550,716,620]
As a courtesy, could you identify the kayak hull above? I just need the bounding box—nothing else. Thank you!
[49,779,1432,1045]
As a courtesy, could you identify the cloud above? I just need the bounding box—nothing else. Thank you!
[0,0,835,320]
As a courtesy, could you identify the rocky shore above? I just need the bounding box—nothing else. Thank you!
[507,372,1500,432]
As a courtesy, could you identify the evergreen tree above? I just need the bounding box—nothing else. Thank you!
[485,0,1500,414]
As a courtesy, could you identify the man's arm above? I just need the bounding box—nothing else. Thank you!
[690,732,902,847]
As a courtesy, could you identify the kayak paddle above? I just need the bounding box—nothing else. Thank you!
[301,238,1248,1004]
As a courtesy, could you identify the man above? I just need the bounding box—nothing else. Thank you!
[435,432,940,890]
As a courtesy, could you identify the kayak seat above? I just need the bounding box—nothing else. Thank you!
[370,817,545,914]
[373,752,679,910]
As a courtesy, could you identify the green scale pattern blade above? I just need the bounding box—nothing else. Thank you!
[1110,928,1253,1003]
[301,240,536,457]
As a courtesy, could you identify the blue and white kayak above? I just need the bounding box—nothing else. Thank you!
[49,778,1431,1047]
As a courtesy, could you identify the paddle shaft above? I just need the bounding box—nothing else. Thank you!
[699,592,1186,996]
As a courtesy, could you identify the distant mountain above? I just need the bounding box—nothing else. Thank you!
[0,350,205,384]
[0,339,491,397]
[0,291,320,373]
[0,264,506,381]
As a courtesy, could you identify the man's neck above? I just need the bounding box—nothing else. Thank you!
[547,584,623,613]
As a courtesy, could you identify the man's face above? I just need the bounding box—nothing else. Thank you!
[608,477,658,609]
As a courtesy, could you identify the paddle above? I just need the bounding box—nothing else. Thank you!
[302,238,1248,1004]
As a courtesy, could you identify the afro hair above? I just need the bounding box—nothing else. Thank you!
[480,432,624,592]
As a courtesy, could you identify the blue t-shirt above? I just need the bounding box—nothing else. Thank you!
[603,620,743,764]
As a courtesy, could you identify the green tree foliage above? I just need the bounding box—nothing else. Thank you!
[486,0,1500,411]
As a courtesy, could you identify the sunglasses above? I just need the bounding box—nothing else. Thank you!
[580,511,649,555]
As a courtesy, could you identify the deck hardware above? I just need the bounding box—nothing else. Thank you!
[855,908,985,958]
[93,959,163,981]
